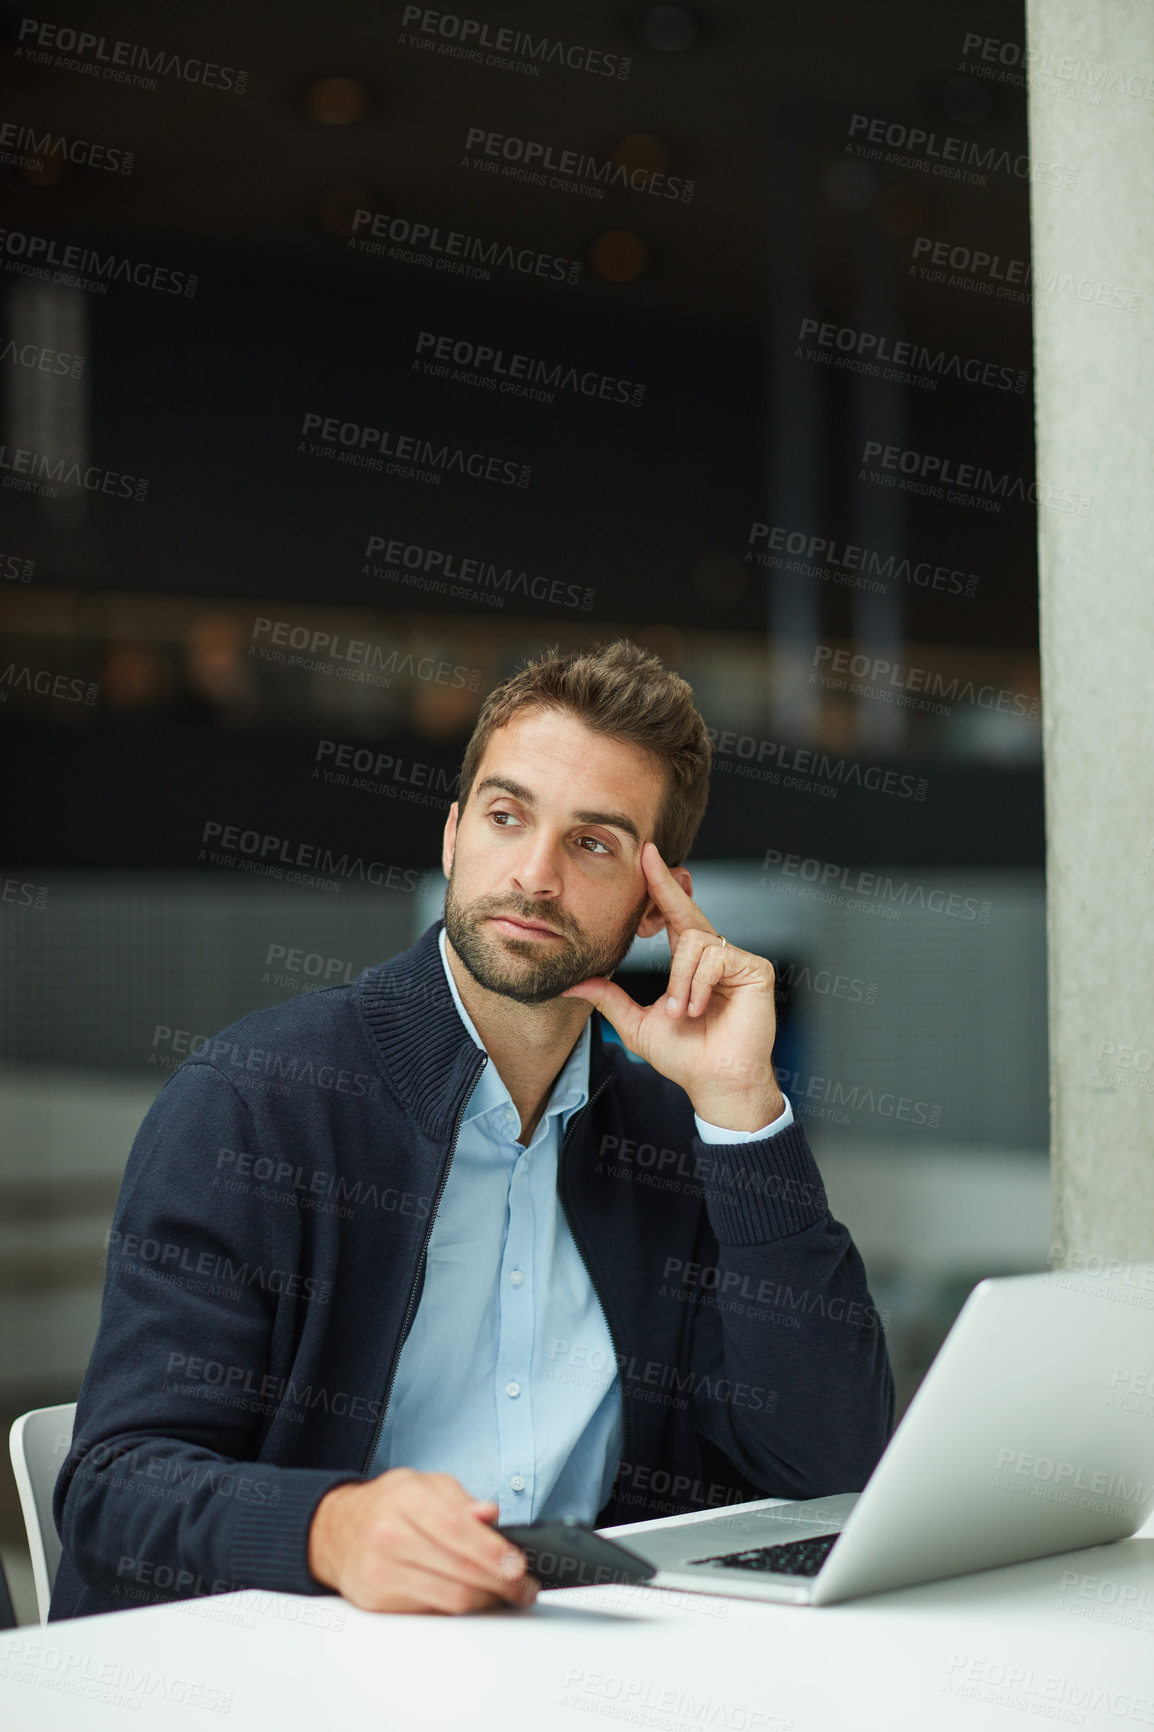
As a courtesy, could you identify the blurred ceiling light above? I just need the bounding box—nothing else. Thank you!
[817,700,859,753]
[315,183,374,236]
[613,131,670,175]
[590,228,650,282]
[643,4,698,51]
[19,152,68,189]
[941,74,995,125]
[187,615,256,714]
[822,157,876,211]
[103,645,174,709]
[413,679,479,739]
[875,184,931,235]
[303,75,371,124]
[187,613,246,655]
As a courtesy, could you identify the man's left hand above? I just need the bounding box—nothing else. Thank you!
[560,842,785,1134]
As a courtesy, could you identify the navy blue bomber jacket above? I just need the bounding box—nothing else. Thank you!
[50,918,894,1621]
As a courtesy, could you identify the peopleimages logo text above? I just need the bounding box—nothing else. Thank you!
[199,820,432,896]
[414,330,645,407]
[463,127,693,201]
[812,645,1039,718]
[0,227,197,296]
[0,119,133,174]
[16,18,248,92]
[960,31,1154,103]
[363,534,594,613]
[846,112,1076,188]
[860,440,1091,514]
[1,337,85,378]
[748,522,979,598]
[760,849,991,923]
[910,236,1142,311]
[707,726,928,802]
[250,616,480,689]
[0,444,147,501]
[350,206,581,286]
[0,663,98,704]
[299,412,530,488]
[797,316,1027,393]
[400,7,630,79]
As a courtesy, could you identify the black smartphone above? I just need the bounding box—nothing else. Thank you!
[496,1517,657,1591]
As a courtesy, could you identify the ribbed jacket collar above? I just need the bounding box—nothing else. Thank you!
[357,917,618,1141]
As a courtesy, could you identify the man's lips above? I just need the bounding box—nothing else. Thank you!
[489,914,563,938]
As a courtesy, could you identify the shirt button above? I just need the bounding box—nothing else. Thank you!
[510,1476,526,1492]
[505,1381,521,1399]
[509,1270,525,1287]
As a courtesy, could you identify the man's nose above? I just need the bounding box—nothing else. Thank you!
[510,832,565,896]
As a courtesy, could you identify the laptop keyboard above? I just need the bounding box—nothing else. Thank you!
[687,1531,841,1577]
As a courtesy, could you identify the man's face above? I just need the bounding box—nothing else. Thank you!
[441,708,686,1005]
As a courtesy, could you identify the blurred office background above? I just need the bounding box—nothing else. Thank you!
[0,0,1047,1618]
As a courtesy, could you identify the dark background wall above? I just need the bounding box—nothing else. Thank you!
[1,0,1041,873]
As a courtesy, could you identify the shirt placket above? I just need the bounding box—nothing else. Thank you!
[493,1104,538,1522]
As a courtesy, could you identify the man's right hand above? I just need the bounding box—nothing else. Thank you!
[307,1468,539,1614]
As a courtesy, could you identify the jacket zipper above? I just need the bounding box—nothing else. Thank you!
[361,1049,489,1473]
[556,1070,633,1521]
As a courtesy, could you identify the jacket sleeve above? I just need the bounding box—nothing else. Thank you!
[53,1062,365,1608]
[686,1117,895,1498]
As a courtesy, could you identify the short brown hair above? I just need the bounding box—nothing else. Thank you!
[456,638,712,867]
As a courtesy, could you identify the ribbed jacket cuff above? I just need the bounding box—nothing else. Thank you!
[230,1467,367,1596]
[693,1121,829,1245]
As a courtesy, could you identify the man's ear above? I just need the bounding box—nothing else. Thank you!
[635,866,692,939]
[441,802,459,880]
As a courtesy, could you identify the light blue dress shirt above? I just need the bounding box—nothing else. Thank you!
[370,926,793,1521]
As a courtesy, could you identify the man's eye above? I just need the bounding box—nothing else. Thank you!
[491,811,519,827]
[578,836,611,856]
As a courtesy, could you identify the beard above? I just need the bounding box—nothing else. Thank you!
[443,868,652,1006]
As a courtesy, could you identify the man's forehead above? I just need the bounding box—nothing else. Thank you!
[475,716,661,833]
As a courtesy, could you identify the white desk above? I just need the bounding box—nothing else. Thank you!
[2,1502,1152,1732]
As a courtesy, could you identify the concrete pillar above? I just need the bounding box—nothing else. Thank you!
[1026,0,1154,1261]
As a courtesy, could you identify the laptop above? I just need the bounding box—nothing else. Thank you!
[620,1269,1154,1604]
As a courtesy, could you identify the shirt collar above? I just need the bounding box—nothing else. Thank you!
[437,924,591,1130]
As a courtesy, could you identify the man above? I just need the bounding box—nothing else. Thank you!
[51,638,893,1621]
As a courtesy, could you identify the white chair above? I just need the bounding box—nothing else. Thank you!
[9,1402,77,1622]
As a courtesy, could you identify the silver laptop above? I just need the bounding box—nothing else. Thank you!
[626,1269,1154,1604]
